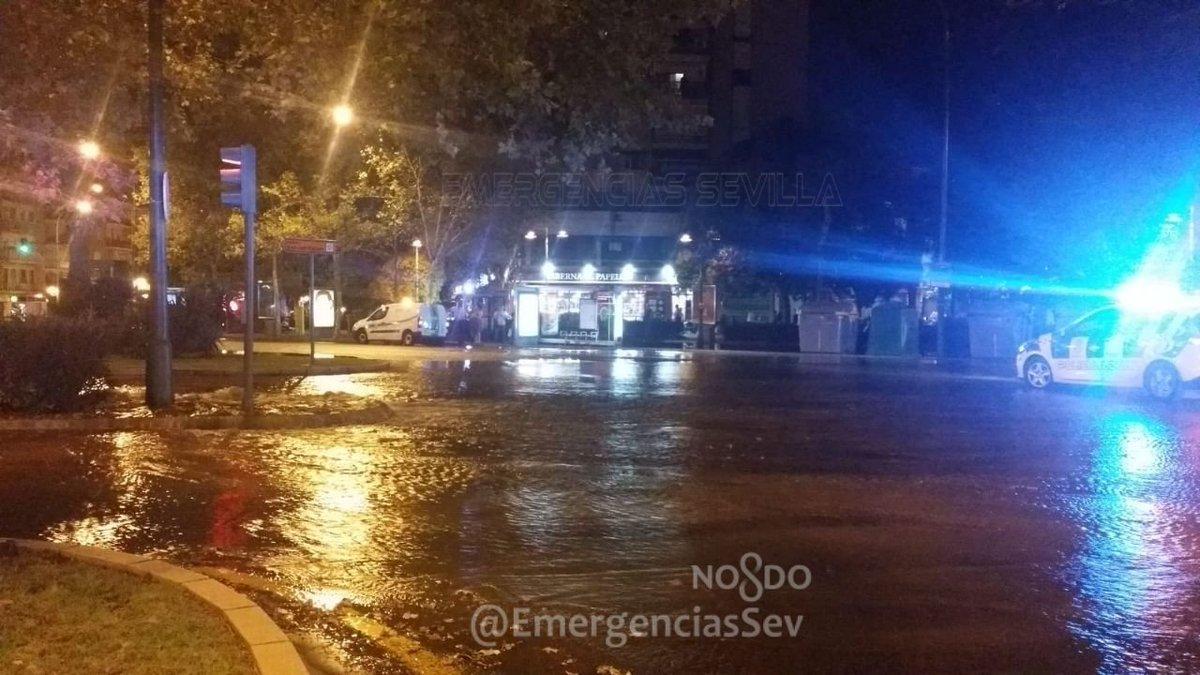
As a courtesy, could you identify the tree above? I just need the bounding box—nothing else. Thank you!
[342,144,479,301]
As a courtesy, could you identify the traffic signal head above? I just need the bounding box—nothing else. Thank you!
[220,145,257,213]
[16,238,32,257]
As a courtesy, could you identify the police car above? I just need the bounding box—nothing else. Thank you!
[1017,305,1200,399]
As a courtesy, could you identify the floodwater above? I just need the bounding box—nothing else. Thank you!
[4,354,1200,672]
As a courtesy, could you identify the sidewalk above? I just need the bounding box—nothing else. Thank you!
[240,335,1017,379]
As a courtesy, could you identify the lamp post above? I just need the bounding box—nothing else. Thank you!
[411,238,423,299]
[146,0,173,409]
[936,0,950,264]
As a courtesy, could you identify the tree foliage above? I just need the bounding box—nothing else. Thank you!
[0,0,736,291]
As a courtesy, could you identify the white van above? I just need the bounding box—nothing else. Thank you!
[352,301,447,345]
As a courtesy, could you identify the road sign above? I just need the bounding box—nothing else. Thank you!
[282,238,338,255]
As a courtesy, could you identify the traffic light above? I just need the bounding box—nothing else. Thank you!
[219,145,257,214]
[16,238,32,257]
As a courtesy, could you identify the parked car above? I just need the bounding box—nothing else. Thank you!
[352,301,447,345]
[1016,305,1200,399]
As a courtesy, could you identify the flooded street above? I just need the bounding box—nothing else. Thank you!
[4,353,1200,672]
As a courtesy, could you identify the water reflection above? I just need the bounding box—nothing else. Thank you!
[1067,411,1200,672]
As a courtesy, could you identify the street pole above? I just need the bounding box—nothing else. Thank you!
[334,251,343,339]
[413,246,420,299]
[145,0,173,410]
[935,0,951,360]
[936,0,950,264]
[309,253,316,363]
[242,209,256,413]
[271,252,280,337]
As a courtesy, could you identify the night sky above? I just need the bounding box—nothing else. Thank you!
[810,0,1200,284]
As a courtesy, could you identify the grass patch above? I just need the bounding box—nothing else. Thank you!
[0,550,256,675]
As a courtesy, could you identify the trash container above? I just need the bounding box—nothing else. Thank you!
[968,313,1029,359]
[798,299,858,354]
[867,302,919,356]
[799,312,858,353]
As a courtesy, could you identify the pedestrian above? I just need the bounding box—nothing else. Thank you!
[492,305,511,343]
[469,305,483,344]
[295,298,307,336]
[450,300,469,345]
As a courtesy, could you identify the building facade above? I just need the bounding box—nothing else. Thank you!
[513,211,688,345]
[0,191,134,318]
[506,1,811,345]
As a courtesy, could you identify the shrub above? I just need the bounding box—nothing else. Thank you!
[107,284,227,359]
[0,316,109,412]
[54,276,133,321]
[170,284,226,357]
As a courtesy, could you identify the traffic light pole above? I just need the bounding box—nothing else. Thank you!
[146,0,173,410]
[243,209,256,414]
[221,144,257,413]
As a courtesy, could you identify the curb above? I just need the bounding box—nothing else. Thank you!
[104,362,393,387]
[0,403,396,433]
[7,539,307,675]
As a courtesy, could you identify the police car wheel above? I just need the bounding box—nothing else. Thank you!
[1024,357,1052,389]
[1144,362,1181,400]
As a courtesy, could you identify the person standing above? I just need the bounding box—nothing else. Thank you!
[450,300,468,345]
[469,305,483,344]
[492,305,511,343]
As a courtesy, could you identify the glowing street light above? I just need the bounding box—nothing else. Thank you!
[331,104,354,127]
[581,262,597,281]
[74,199,94,215]
[620,263,637,281]
[661,263,678,285]
[556,229,569,239]
[45,285,60,300]
[411,238,423,284]
[132,276,151,292]
[78,140,101,160]
[524,230,537,241]
[541,260,556,279]
[89,182,104,194]
[679,232,693,244]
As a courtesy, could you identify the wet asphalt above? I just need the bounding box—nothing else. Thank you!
[3,352,1200,673]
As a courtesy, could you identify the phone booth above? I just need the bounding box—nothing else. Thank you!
[514,287,540,346]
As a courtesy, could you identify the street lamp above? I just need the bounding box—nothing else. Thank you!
[411,238,422,297]
[89,182,104,194]
[78,140,101,160]
[679,232,693,244]
[74,199,94,215]
[556,228,569,239]
[45,285,60,300]
[331,104,354,128]
[132,276,151,292]
[524,230,537,241]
